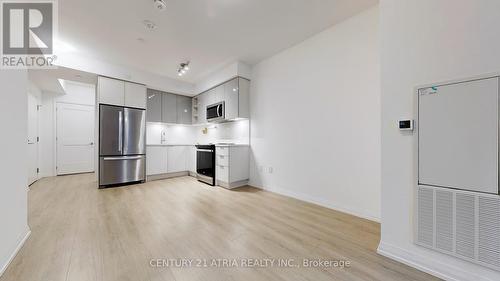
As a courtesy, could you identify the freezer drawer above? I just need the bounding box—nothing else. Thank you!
[99,155,145,186]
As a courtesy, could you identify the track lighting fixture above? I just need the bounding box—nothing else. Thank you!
[177,61,190,76]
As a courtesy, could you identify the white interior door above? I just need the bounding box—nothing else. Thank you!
[56,103,95,175]
[27,93,39,185]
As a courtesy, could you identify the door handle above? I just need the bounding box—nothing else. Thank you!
[89,142,94,146]
[103,156,143,161]
[118,111,123,152]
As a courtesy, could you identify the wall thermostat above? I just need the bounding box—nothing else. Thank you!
[399,120,414,131]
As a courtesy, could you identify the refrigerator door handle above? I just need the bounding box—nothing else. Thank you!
[118,110,123,152]
[103,156,143,161]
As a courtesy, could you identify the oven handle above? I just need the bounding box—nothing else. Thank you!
[197,149,214,152]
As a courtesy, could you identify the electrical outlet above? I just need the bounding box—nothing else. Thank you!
[258,165,264,173]
[268,167,273,174]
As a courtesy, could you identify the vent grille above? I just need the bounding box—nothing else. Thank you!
[435,190,453,252]
[417,187,434,247]
[416,186,500,271]
[455,193,476,259]
[478,197,500,267]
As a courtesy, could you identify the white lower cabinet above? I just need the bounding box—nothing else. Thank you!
[215,146,249,189]
[216,165,229,182]
[147,145,194,177]
[187,146,196,173]
[146,146,168,175]
[147,145,247,186]
[167,146,188,173]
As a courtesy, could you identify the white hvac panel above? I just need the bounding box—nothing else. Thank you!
[415,185,500,271]
[418,77,499,194]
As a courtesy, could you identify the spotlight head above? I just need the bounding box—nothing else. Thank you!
[154,0,167,11]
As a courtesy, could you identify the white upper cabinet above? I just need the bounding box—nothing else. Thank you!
[98,77,124,106]
[197,92,208,124]
[125,82,146,109]
[237,78,250,118]
[162,93,178,124]
[193,77,250,123]
[206,88,217,106]
[176,95,192,125]
[224,78,239,120]
[98,76,146,109]
[146,89,162,122]
[214,85,225,104]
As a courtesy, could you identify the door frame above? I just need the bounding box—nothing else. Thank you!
[55,101,96,175]
[28,91,40,186]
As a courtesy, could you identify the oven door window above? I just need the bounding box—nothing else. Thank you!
[197,151,214,177]
[206,105,219,120]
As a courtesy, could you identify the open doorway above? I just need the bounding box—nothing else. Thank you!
[28,67,97,182]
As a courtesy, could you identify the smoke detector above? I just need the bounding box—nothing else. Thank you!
[153,0,167,11]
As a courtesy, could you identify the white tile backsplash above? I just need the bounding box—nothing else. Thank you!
[196,119,249,144]
[146,123,167,145]
[146,119,249,145]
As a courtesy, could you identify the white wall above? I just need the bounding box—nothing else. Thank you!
[39,80,96,177]
[378,1,500,280]
[0,70,30,276]
[249,6,381,221]
[28,81,42,99]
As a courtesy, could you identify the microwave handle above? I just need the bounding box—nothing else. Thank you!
[217,104,222,117]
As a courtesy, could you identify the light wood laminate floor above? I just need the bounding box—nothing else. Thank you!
[1,174,439,281]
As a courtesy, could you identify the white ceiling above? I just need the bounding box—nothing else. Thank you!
[58,0,378,83]
[29,67,97,94]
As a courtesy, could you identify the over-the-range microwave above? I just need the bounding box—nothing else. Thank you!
[207,101,225,122]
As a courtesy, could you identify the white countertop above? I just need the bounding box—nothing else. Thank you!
[214,144,249,147]
[146,143,249,147]
[147,144,195,146]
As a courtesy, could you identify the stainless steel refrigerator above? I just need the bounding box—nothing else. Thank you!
[99,104,146,187]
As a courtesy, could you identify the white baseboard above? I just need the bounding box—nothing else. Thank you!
[253,183,380,222]
[0,230,31,277]
[147,171,190,181]
[377,241,496,281]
